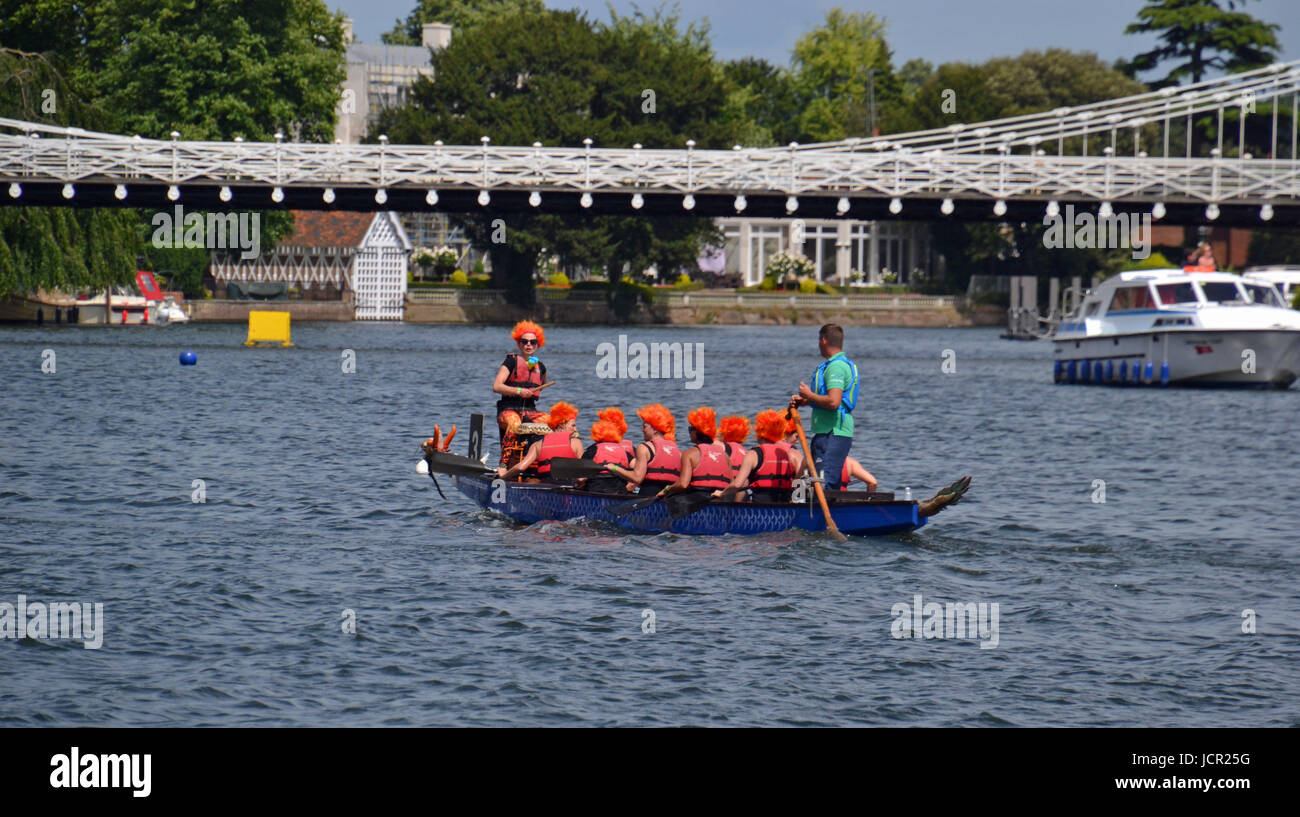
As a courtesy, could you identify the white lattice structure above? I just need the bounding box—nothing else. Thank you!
[352,212,409,320]
[1,60,1298,223]
[211,211,409,320]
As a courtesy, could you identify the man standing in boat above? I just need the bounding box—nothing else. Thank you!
[492,320,550,466]
[790,324,859,492]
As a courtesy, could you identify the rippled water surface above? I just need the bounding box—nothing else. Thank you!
[1,321,1297,727]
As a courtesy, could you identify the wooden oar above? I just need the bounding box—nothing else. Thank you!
[785,407,846,541]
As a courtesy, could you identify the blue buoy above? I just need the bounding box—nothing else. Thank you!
[1143,361,1154,383]
[1093,361,1104,383]
[1066,360,1077,383]
[1160,361,1170,386]
[1080,359,1090,383]
[1119,360,1128,382]
[180,350,197,366]
[1104,360,1115,382]
[1054,360,1064,383]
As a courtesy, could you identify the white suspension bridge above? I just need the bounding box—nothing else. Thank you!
[1,60,1298,225]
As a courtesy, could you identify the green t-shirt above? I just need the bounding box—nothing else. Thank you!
[810,353,855,437]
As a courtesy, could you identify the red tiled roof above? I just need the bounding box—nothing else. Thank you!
[279,211,374,248]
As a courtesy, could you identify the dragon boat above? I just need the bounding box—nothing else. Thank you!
[418,414,970,538]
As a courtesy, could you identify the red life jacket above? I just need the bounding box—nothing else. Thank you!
[751,443,793,490]
[642,438,681,484]
[620,438,635,458]
[587,441,630,469]
[504,354,544,389]
[690,442,732,490]
[536,431,577,477]
[724,441,746,470]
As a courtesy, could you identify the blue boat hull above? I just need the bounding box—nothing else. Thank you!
[452,475,926,537]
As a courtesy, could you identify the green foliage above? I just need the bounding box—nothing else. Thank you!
[799,277,818,293]
[547,270,570,286]
[1121,0,1281,86]
[1246,228,1300,266]
[721,57,803,146]
[759,275,777,291]
[450,269,469,285]
[0,3,331,296]
[376,5,732,306]
[674,273,691,286]
[791,8,899,140]
[1121,252,1175,271]
[382,0,545,44]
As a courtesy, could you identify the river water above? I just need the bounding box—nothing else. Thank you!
[1,322,1296,726]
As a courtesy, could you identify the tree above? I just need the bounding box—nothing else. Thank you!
[382,0,544,45]
[721,58,804,146]
[790,8,900,141]
[1122,0,1281,86]
[376,4,731,307]
[0,2,342,296]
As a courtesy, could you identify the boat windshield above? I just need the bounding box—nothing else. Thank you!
[1197,281,1248,304]
[1153,282,1199,306]
[1241,282,1285,307]
[1108,285,1156,311]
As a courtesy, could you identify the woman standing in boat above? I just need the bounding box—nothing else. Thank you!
[492,320,550,466]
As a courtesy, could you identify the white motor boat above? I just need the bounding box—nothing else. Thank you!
[1242,265,1300,305]
[150,296,190,324]
[1051,268,1300,388]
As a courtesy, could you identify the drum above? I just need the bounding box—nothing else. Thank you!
[503,422,553,470]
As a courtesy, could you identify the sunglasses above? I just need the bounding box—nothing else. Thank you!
[517,338,539,346]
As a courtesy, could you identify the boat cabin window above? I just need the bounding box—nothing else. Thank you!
[1083,300,1101,317]
[1197,281,1246,304]
[1153,282,1199,306]
[1242,283,1284,307]
[1108,285,1155,312]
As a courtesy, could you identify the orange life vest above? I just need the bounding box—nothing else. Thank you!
[536,431,577,477]
[751,443,793,490]
[689,442,732,490]
[642,438,681,484]
[587,441,630,469]
[724,441,746,470]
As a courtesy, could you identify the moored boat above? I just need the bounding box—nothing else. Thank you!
[1051,268,1300,388]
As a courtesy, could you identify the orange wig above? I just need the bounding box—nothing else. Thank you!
[719,415,750,444]
[755,410,788,443]
[636,404,675,435]
[597,407,628,437]
[590,420,621,443]
[510,320,546,348]
[547,401,578,428]
[687,406,718,440]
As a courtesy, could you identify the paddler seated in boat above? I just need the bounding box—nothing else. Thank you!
[660,407,733,497]
[719,415,750,472]
[492,320,550,467]
[579,419,632,494]
[624,404,680,494]
[714,409,803,502]
[497,401,582,482]
[838,456,878,492]
[598,407,636,462]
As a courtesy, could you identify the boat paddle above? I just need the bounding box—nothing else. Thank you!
[785,407,846,541]
[664,485,742,520]
[547,457,629,481]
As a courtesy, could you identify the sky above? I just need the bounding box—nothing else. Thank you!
[334,0,1298,71]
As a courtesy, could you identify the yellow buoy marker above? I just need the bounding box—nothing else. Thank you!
[244,310,294,347]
